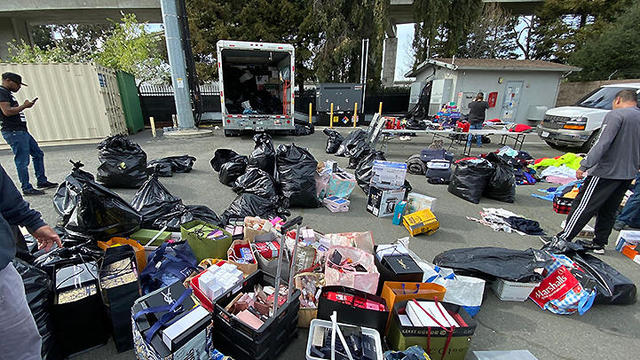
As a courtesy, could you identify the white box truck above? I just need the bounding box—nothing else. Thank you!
[216,40,295,136]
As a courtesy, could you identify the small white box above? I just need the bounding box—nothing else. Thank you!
[491,279,540,302]
[406,192,437,213]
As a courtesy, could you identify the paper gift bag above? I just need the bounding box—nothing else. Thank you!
[380,281,447,334]
[226,239,258,276]
[324,246,379,294]
[98,237,147,271]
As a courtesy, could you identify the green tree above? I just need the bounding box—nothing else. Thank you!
[412,0,482,64]
[569,0,640,81]
[459,3,518,59]
[533,0,632,61]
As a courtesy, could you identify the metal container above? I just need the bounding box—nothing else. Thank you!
[0,63,127,147]
[116,70,144,133]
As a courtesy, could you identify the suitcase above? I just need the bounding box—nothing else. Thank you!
[403,208,439,236]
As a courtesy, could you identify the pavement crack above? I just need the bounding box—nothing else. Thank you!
[475,317,576,360]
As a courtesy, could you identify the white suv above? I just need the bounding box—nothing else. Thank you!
[538,83,640,151]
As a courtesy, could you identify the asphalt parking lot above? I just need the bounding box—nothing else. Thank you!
[2,126,638,360]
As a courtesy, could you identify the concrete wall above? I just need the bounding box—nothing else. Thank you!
[556,79,640,107]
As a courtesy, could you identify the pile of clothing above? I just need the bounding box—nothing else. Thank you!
[530,152,584,184]
[467,208,545,235]
[480,146,536,185]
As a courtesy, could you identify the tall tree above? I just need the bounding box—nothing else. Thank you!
[569,0,640,81]
[459,3,518,59]
[533,0,632,62]
[412,0,482,64]
[304,0,387,89]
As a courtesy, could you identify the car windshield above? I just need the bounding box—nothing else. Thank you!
[576,87,637,110]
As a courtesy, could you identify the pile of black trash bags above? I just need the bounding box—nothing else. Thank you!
[448,152,517,204]
[433,245,637,306]
[211,133,323,224]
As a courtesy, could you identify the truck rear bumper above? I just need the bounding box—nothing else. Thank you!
[537,125,591,147]
[223,115,294,131]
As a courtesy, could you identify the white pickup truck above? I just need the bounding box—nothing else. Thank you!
[538,83,640,151]
[217,40,295,136]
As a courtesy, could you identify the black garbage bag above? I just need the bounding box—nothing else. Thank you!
[347,142,372,169]
[221,193,286,225]
[146,161,173,177]
[96,135,147,188]
[484,153,516,203]
[147,155,196,176]
[219,155,248,186]
[13,258,61,360]
[276,144,321,208]
[248,133,276,174]
[323,128,344,154]
[152,203,222,231]
[53,161,95,224]
[232,167,278,198]
[571,253,637,305]
[336,129,366,157]
[210,149,241,172]
[355,150,386,193]
[130,173,183,228]
[294,122,315,136]
[54,162,142,240]
[447,159,494,204]
[433,247,552,283]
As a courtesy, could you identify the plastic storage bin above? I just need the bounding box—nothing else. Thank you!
[491,279,540,302]
[305,319,383,360]
[213,270,300,360]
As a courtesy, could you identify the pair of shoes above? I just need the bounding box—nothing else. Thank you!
[23,188,45,196]
[613,221,628,231]
[580,240,606,254]
[37,181,58,189]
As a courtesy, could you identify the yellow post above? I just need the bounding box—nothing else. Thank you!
[378,102,383,116]
[150,116,157,138]
[308,102,313,124]
[330,103,334,128]
[353,102,358,128]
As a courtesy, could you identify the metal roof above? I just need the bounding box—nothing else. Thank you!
[406,58,582,77]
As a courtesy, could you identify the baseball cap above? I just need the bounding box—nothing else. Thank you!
[2,72,27,86]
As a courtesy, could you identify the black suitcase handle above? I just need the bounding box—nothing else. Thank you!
[279,216,303,233]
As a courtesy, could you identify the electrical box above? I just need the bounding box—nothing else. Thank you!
[316,83,364,113]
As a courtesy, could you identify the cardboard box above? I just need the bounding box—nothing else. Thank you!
[403,209,439,236]
[387,300,476,360]
[370,160,407,190]
[621,244,640,260]
[616,230,640,252]
[406,193,437,213]
[367,186,406,218]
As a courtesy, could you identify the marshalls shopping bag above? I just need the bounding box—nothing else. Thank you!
[529,254,596,315]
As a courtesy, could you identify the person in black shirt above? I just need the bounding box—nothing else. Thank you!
[466,92,489,147]
[0,72,57,195]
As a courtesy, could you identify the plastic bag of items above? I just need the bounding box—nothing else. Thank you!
[323,128,344,154]
[248,133,276,174]
[210,149,248,186]
[131,172,183,228]
[146,155,196,177]
[221,193,286,225]
[96,134,148,188]
[232,167,278,199]
[53,161,142,240]
[276,144,321,208]
[447,159,494,204]
[335,129,367,157]
[483,153,516,203]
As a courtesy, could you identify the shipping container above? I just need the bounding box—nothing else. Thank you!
[0,63,127,148]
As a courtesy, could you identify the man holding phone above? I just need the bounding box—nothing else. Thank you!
[0,72,56,195]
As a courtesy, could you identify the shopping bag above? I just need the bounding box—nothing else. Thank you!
[139,241,198,294]
[98,237,147,271]
[324,231,375,253]
[324,246,379,294]
[180,220,232,262]
[226,239,258,276]
[529,254,596,315]
[424,265,485,317]
[380,281,447,334]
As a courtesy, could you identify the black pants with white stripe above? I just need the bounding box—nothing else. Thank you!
[556,176,631,246]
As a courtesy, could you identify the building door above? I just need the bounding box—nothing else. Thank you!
[501,81,524,122]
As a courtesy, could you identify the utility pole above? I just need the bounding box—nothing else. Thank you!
[161,0,195,129]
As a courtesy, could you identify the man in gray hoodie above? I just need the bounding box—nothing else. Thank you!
[0,163,61,359]
[542,89,640,253]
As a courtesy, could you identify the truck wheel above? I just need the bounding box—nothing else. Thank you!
[581,130,600,153]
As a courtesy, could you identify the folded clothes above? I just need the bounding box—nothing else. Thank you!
[406,154,426,175]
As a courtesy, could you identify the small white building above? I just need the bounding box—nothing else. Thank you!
[406,58,580,124]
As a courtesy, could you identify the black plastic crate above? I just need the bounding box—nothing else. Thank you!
[213,270,301,359]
